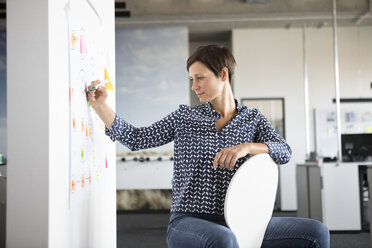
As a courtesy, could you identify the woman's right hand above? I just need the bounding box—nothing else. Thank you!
[87,80,108,109]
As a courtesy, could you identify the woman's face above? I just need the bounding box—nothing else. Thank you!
[189,61,223,103]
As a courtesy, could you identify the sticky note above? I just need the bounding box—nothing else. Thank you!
[81,147,85,161]
[366,127,372,133]
[71,179,76,192]
[82,176,85,187]
[104,68,114,91]
[71,32,79,48]
[80,34,88,54]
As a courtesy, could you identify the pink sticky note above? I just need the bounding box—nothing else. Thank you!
[80,34,88,54]
[105,155,108,168]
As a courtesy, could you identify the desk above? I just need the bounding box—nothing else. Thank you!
[297,162,362,231]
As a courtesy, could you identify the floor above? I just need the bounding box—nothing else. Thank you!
[117,211,371,248]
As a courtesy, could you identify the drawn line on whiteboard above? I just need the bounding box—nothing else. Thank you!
[86,0,102,23]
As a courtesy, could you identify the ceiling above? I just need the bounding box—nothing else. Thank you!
[2,0,371,38]
[116,0,372,34]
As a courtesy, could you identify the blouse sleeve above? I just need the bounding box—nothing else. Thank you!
[105,108,181,151]
[254,109,292,165]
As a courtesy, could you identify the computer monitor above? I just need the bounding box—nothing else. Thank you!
[342,133,372,162]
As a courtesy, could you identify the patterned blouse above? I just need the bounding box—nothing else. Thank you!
[106,99,292,215]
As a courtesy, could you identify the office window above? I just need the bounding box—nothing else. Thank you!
[115,27,189,156]
[114,27,188,210]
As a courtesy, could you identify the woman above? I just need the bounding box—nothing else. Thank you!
[87,45,330,248]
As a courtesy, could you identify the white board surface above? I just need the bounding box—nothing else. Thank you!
[68,0,115,204]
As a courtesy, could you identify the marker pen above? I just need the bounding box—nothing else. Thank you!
[89,80,108,91]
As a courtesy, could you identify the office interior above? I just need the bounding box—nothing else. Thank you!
[0,0,372,247]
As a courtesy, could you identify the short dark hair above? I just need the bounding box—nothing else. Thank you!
[187,45,236,86]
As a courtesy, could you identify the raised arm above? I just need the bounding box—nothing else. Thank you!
[87,80,116,130]
[87,80,179,151]
[106,110,179,151]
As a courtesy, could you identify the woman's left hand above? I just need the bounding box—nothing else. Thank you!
[213,143,250,170]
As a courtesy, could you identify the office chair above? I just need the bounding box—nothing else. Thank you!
[224,154,278,248]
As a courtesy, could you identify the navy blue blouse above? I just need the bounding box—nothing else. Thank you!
[106,100,291,215]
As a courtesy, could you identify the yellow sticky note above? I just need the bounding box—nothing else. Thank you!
[104,68,114,91]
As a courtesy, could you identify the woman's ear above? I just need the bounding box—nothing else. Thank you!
[219,67,229,82]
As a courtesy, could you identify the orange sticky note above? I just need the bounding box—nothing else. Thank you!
[104,68,114,91]
[82,176,85,187]
[71,32,79,47]
[72,118,76,129]
[71,179,76,192]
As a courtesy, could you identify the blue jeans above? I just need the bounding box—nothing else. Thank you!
[166,212,330,248]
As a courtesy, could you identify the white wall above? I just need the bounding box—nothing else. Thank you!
[306,26,372,148]
[7,0,116,247]
[233,26,372,210]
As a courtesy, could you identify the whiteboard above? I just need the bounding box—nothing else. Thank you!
[315,103,372,158]
[68,0,114,205]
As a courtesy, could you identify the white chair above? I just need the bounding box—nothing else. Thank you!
[224,154,278,248]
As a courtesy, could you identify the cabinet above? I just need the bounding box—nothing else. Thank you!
[296,164,322,221]
[297,163,361,231]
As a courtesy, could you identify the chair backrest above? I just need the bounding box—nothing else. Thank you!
[224,154,278,248]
